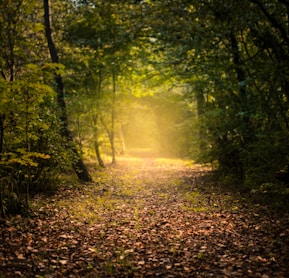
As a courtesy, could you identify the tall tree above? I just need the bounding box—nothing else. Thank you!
[43,0,91,182]
[64,0,143,163]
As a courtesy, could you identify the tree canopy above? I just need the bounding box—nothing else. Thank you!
[1,0,289,215]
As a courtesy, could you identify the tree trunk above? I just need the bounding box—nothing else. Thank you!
[195,88,206,151]
[230,32,252,140]
[92,114,105,168]
[0,114,4,162]
[100,114,115,164]
[43,0,91,182]
[93,69,105,167]
[119,124,126,155]
[111,71,116,164]
[0,114,5,218]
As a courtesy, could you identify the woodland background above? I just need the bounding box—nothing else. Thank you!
[1,0,289,216]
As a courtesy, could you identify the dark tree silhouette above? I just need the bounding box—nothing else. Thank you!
[43,0,91,182]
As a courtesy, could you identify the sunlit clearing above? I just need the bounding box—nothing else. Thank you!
[124,103,160,156]
[123,100,186,158]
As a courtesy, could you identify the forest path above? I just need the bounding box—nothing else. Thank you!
[1,153,289,277]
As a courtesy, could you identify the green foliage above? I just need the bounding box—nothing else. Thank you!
[0,0,76,216]
[145,0,289,196]
[1,0,289,214]
[250,182,289,209]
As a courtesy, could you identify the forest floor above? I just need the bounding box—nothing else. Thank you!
[1,150,289,277]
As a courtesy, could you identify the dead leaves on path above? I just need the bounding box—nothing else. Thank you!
[1,157,289,277]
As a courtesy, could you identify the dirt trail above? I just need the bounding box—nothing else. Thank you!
[1,155,289,277]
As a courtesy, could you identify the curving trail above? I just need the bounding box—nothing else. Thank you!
[1,154,289,277]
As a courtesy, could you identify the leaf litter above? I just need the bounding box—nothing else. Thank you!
[1,156,289,277]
